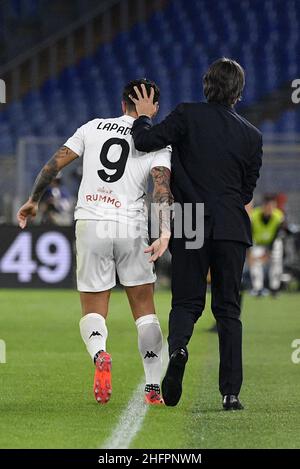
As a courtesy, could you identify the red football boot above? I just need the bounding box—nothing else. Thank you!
[94,351,112,404]
[144,385,164,405]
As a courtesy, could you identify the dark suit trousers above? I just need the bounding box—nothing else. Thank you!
[169,237,246,396]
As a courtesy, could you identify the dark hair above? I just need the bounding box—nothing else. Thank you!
[263,193,277,204]
[122,78,160,110]
[203,58,245,106]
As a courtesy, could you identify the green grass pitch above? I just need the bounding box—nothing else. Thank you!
[0,288,299,449]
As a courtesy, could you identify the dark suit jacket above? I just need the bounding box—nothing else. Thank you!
[132,102,263,246]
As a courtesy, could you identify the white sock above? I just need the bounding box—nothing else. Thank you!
[269,239,283,290]
[250,261,264,292]
[79,313,108,361]
[136,314,163,386]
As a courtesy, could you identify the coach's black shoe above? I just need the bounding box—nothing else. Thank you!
[222,395,244,411]
[162,348,188,406]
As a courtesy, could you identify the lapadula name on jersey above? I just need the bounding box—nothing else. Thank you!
[97,121,132,135]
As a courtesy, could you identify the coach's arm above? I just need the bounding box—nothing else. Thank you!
[130,84,186,152]
[17,146,79,229]
[241,133,263,205]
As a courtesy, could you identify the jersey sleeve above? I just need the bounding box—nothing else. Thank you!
[64,125,85,157]
[150,146,172,171]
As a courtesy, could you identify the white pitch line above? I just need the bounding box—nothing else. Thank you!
[101,342,169,450]
[102,379,148,449]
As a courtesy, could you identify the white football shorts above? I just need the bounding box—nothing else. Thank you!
[75,219,156,292]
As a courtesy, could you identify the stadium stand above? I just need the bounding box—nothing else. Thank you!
[0,0,100,64]
[1,0,300,156]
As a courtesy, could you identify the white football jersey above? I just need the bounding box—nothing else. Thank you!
[64,115,171,224]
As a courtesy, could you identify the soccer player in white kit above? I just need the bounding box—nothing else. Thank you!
[17,79,173,405]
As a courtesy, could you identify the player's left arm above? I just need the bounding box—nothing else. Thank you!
[145,165,174,263]
[17,146,79,229]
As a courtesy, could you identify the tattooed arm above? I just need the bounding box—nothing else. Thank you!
[151,166,174,235]
[17,146,79,228]
[145,166,174,263]
[151,166,174,205]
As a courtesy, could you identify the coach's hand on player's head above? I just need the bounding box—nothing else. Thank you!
[129,84,159,118]
[145,234,170,263]
[17,198,38,229]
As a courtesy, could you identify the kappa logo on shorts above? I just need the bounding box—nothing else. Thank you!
[144,350,158,359]
[89,331,102,339]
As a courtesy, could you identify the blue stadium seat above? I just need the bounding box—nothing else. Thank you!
[1,0,300,154]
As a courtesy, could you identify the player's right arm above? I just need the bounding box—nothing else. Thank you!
[17,145,79,229]
[145,163,174,263]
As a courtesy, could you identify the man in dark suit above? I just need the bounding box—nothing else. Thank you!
[130,58,263,410]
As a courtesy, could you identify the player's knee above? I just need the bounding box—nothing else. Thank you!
[126,284,154,312]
